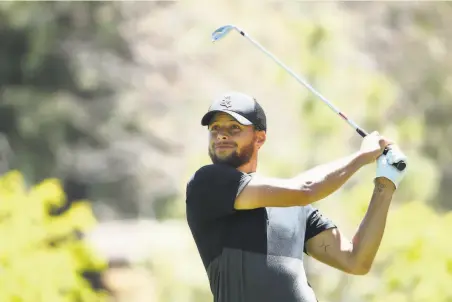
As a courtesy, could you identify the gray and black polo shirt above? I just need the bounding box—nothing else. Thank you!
[186,164,336,302]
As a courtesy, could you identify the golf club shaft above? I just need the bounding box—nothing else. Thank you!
[235,27,368,137]
[226,26,406,171]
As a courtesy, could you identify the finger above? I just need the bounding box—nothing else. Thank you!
[392,148,406,163]
[377,153,389,166]
[386,147,406,165]
[384,136,395,144]
[378,137,392,149]
[385,141,395,148]
[386,152,394,165]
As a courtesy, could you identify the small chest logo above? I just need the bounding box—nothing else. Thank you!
[220,96,232,108]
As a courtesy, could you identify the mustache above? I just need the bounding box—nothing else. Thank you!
[213,142,237,148]
[209,140,254,168]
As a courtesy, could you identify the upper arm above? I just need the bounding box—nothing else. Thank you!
[305,227,358,274]
[303,206,367,275]
[234,176,313,210]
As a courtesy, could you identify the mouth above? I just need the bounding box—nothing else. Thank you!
[214,144,236,150]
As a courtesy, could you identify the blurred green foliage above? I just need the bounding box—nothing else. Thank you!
[0,171,108,302]
[332,194,452,302]
[374,201,452,302]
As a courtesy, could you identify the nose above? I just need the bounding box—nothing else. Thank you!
[215,128,229,140]
[216,132,228,140]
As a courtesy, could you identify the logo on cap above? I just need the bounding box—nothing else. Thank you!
[220,96,232,109]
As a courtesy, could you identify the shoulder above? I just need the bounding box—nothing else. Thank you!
[185,165,253,220]
[188,164,247,184]
[303,205,336,233]
[186,164,250,195]
[302,204,330,222]
[191,163,237,178]
[187,164,238,185]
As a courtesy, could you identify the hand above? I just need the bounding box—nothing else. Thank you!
[359,131,392,165]
[375,144,408,189]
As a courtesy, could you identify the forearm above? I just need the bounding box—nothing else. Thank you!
[351,178,394,272]
[295,151,366,202]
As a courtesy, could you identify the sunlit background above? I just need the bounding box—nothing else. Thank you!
[1,1,451,301]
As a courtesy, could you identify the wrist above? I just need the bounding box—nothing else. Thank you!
[374,177,396,195]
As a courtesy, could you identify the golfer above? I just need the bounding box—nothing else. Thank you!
[185,91,408,302]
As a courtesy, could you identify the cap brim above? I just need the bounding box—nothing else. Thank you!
[201,110,253,127]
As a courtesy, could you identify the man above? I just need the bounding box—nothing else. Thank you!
[185,91,407,302]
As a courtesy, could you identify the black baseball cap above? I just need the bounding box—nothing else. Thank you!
[201,91,267,131]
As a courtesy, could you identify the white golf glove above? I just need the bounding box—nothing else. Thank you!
[375,145,408,189]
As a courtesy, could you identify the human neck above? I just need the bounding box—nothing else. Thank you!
[237,158,258,174]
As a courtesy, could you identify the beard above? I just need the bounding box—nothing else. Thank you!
[209,139,255,168]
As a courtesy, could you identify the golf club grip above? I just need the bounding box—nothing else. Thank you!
[356,128,368,138]
[356,128,406,172]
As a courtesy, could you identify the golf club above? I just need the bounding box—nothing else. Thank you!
[211,24,406,171]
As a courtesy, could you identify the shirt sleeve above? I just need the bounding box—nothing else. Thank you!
[303,205,337,255]
[185,164,253,222]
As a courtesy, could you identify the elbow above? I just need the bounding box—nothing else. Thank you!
[298,181,318,205]
[349,260,372,275]
[299,180,333,205]
[297,189,316,206]
[350,265,371,276]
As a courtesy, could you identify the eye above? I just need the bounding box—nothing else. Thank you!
[209,125,219,131]
[231,124,240,130]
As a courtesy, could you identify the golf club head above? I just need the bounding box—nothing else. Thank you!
[211,25,236,42]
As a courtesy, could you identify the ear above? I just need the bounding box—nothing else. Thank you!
[255,131,266,149]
